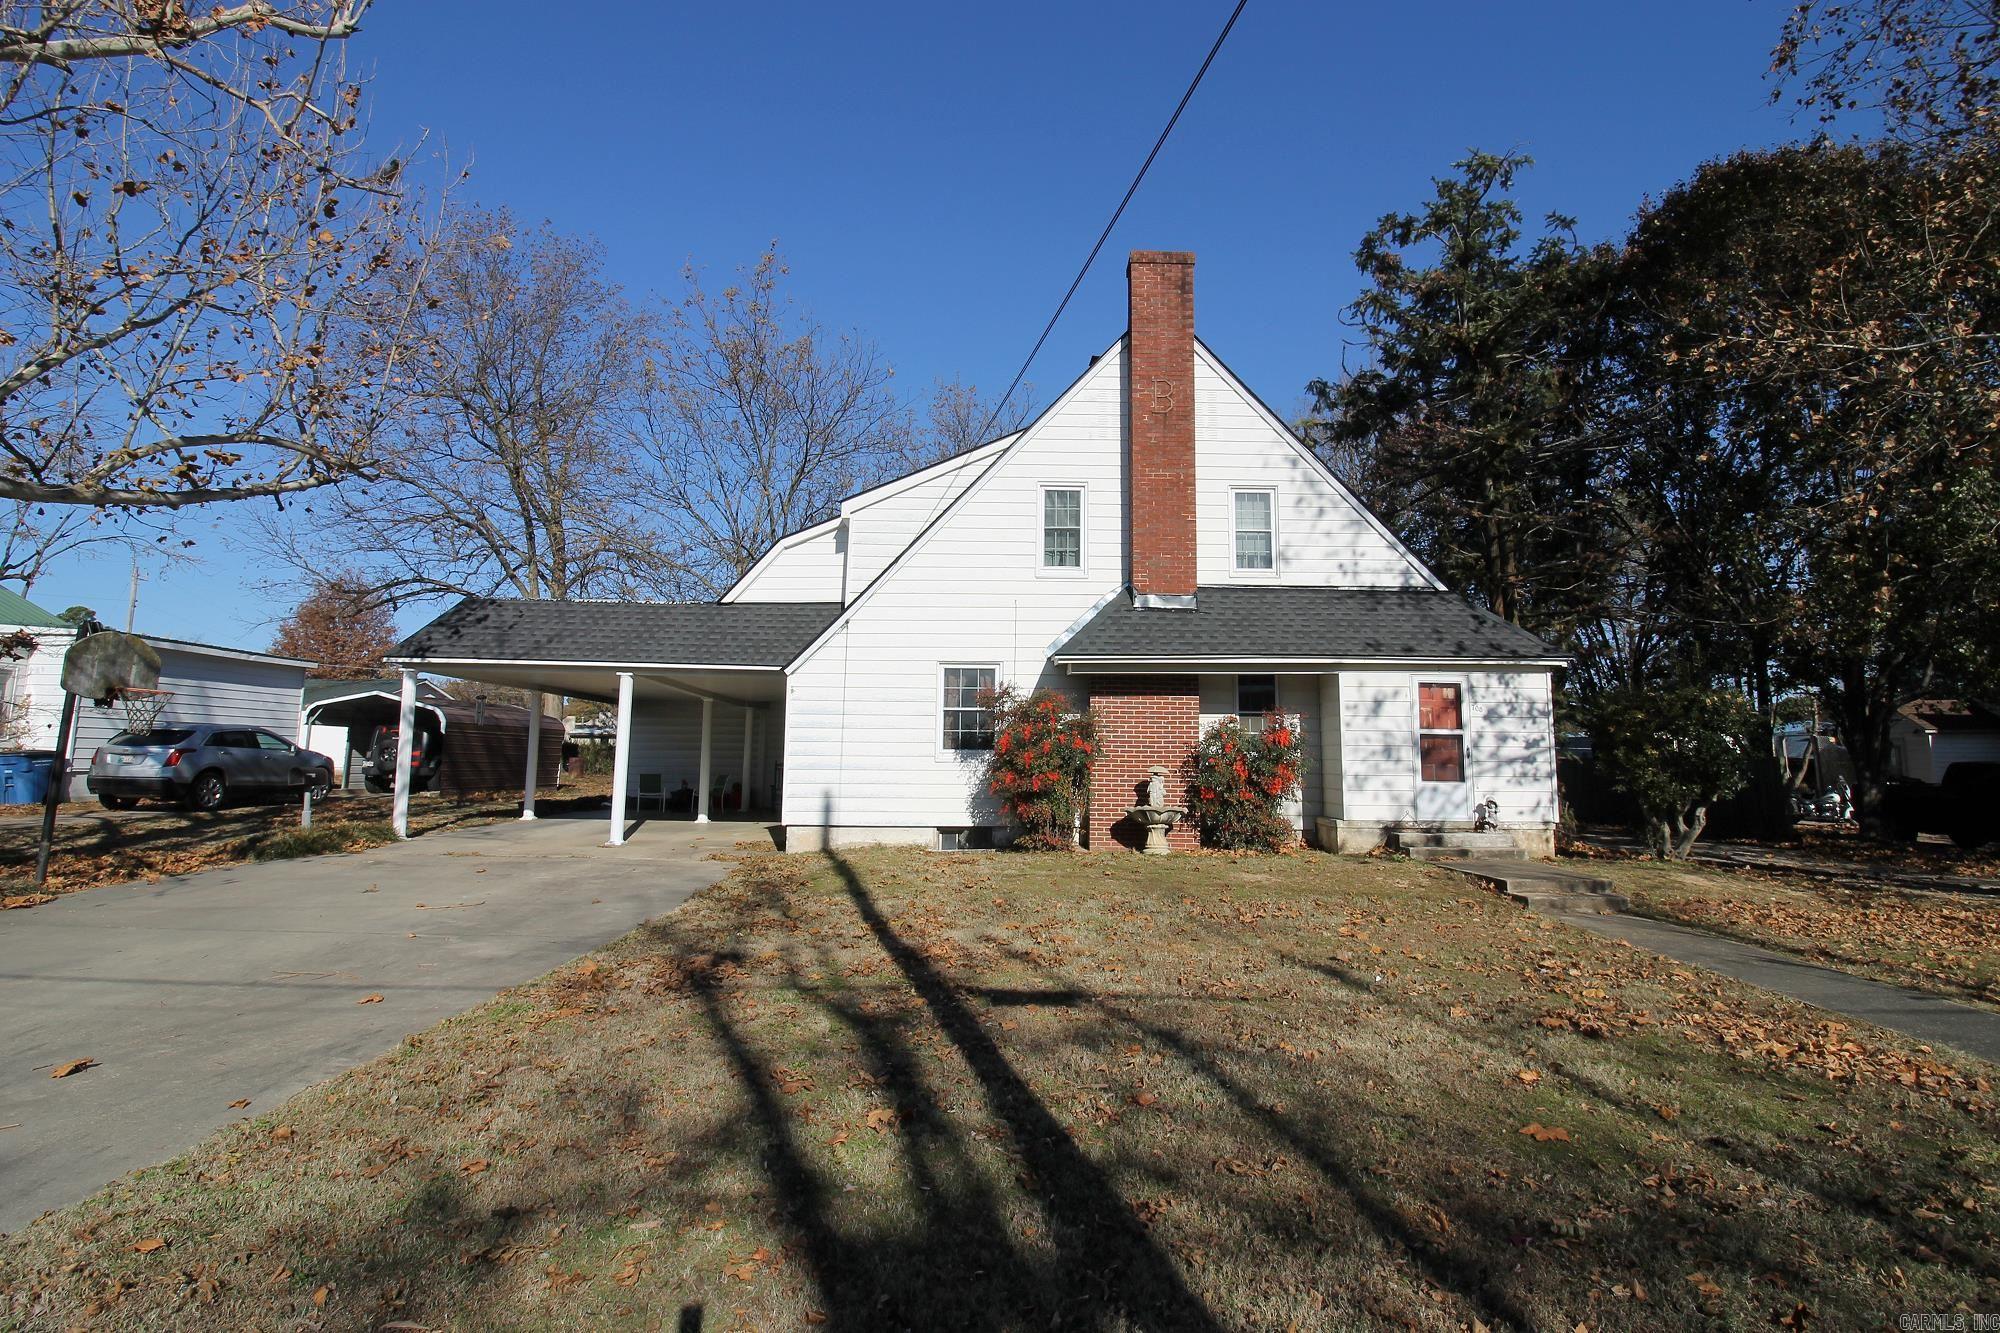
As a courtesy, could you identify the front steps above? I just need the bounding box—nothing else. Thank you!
[1387,830,1526,862]
[1440,858,1631,916]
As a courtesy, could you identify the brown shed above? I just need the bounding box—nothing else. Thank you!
[302,679,561,796]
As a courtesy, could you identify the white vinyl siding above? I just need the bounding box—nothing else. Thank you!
[1333,668,1555,827]
[841,449,1002,600]
[620,696,779,811]
[783,346,1127,831]
[725,522,846,604]
[1192,347,1432,588]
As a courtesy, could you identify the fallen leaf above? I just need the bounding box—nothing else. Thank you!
[227,1098,251,1109]
[1686,1272,1724,1298]
[1518,1122,1572,1143]
[357,994,384,1005]
[2,893,55,909]
[1133,1090,1159,1107]
[131,1237,167,1253]
[461,1158,489,1174]
[312,1284,330,1307]
[49,1058,97,1079]
[865,1108,897,1133]
[1515,1069,1542,1087]
[1654,1104,1679,1121]
[270,1125,294,1141]
[827,1130,849,1146]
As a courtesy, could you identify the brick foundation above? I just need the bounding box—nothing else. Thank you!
[1086,675,1200,851]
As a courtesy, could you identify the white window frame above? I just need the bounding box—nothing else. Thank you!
[1414,677,1469,786]
[1037,482,1088,578]
[937,662,1002,759]
[1235,673,1278,729]
[1230,486,1278,578]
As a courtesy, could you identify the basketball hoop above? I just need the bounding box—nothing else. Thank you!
[114,686,174,735]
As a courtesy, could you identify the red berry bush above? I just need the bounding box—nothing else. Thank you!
[1183,713,1306,852]
[986,686,1099,850]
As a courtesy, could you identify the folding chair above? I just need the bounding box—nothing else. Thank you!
[635,772,665,812]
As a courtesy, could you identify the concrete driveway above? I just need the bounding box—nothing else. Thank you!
[0,813,748,1232]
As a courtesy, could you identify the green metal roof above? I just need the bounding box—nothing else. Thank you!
[0,585,67,628]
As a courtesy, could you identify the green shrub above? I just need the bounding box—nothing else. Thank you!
[985,686,1098,850]
[1587,683,1753,858]
[1183,714,1306,852]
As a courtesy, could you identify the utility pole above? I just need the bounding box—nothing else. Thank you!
[124,554,140,633]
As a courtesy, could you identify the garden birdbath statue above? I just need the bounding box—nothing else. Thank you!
[1125,764,1184,855]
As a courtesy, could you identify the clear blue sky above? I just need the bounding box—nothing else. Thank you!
[33,0,1802,648]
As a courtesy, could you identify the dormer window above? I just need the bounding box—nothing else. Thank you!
[1041,484,1085,574]
[1232,488,1275,573]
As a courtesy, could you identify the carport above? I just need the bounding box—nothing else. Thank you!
[385,598,841,845]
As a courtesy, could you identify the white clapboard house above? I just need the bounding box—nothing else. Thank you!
[390,252,1565,853]
[0,587,313,797]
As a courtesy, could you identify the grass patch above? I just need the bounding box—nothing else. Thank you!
[1598,857,2000,1008]
[2,847,1997,1329]
[241,820,397,861]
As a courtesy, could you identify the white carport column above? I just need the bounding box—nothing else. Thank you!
[608,671,634,847]
[740,704,755,810]
[520,692,542,820]
[696,697,714,824]
[392,668,417,839]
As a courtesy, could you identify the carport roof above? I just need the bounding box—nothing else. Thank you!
[389,597,843,670]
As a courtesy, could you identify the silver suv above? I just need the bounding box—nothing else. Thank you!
[88,725,335,812]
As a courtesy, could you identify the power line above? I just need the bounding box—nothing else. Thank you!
[973,0,1249,447]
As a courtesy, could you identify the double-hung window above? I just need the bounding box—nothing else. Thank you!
[1232,488,1275,573]
[941,665,999,752]
[1041,486,1084,572]
[1236,673,1277,731]
[1417,682,1465,783]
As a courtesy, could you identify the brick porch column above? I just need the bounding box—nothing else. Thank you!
[1086,675,1200,851]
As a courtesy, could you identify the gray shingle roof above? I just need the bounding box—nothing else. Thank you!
[390,598,843,668]
[1053,586,1560,663]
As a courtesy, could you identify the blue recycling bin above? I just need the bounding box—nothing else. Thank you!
[1,766,42,805]
[0,753,28,776]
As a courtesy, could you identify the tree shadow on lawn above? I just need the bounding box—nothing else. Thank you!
[674,844,1225,1331]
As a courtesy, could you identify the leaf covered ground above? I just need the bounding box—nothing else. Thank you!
[1601,857,2000,1009]
[3,847,1998,1330]
[0,781,613,898]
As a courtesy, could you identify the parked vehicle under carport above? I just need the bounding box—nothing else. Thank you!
[1882,761,2000,849]
[87,725,335,812]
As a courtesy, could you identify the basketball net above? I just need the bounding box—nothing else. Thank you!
[115,686,174,735]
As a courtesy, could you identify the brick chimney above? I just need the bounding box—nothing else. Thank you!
[1126,251,1197,605]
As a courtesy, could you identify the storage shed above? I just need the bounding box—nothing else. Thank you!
[301,679,562,796]
[1891,699,2000,784]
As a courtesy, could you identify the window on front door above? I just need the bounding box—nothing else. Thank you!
[1232,489,1275,572]
[1042,487,1083,570]
[1417,682,1465,783]
[941,666,999,751]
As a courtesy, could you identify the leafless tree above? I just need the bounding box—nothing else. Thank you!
[633,247,909,596]
[257,209,663,605]
[893,375,1038,471]
[0,0,439,510]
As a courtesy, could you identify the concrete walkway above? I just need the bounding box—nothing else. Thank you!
[0,813,746,1232]
[1561,909,2000,1066]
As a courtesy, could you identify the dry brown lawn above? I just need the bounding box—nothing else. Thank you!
[3,847,1998,1330]
[1600,857,2000,1009]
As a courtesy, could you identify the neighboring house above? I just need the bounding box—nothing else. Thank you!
[300,677,561,794]
[60,636,314,798]
[391,252,1564,853]
[1891,699,2000,784]
[0,586,79,753]
[0,588,316,798]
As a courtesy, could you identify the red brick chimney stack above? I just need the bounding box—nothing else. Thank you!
[1126,250,1198,605]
